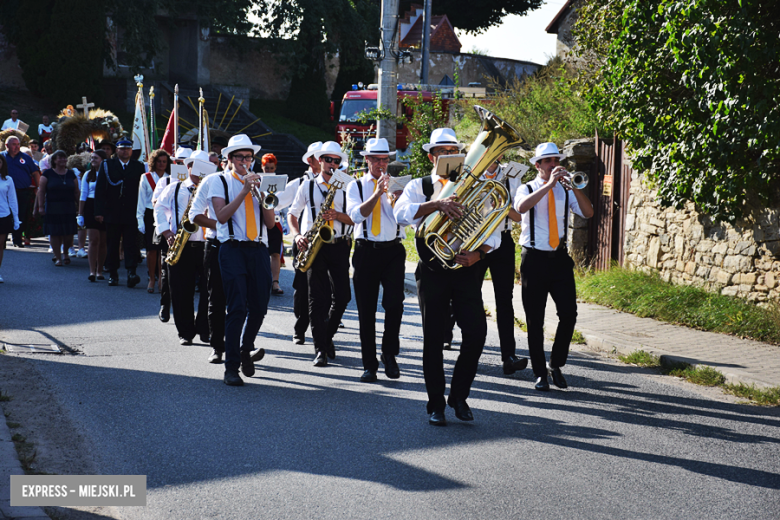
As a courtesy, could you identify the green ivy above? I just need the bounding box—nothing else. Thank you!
[574,0,780,221]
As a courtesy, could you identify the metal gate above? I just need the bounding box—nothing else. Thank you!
[588,131,632,270]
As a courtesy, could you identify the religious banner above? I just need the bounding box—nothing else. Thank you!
[132,75,151,162]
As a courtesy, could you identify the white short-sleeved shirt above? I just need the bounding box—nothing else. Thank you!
[209,170,269,246]
[514,175,585,251]
[346,174,404,242]
[393,171,501,251]
[1,119,22,131]
[136,172,163,226]
[188,172,223,240]
[154,178,205,241]
[288,173,352,239]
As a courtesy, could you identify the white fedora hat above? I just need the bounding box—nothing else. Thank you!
[174,147,192,160]
[302,141,323,164]
[359,137,397,157]
[422,128,465,153]
[530,142,567,164]
[222,134,261,157]
[314,141,348,164]
[184,149,212,166]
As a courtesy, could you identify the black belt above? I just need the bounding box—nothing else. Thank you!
[522,246,568,258]
[225,240,263,248]
[328,236,352,244]
[355,238,401,249]
[186,241,205,248]
[207,238,222,248]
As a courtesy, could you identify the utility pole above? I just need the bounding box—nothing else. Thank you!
[420,0,432,85]
[377,0,399,150]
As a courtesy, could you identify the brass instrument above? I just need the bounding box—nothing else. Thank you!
[165,184,200,266]
[417,105,525,269]
[245,176,279,210]
[292,180,341,272]
[559,171,589,190]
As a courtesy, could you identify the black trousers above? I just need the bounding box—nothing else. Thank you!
[205,240,226,352]
[105,222,139,275]
[11,188,30,245]
[352,240,406,372]
[520,247,578,378]
[168,241,209,341]
[307,239,352,352]
[159,241,171,310]
[291,241,309,337]
[478,231,518,361]
[416,261,486,414]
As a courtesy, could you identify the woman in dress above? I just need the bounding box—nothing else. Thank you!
[36,150,80,266]
[139,149,171,293]
[0,154,20,282]
[261,153,284,295]
[78,150,108,281]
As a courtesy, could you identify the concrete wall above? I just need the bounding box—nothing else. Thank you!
[395,52,540,88]
[624,177,780,303]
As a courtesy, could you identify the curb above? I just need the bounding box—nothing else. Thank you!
[0,417,50,520]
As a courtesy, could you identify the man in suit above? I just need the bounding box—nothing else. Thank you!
[94,138,145,287]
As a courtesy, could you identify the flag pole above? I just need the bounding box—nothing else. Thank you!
[198,87,205,151]
[149,86,157,149]
[174,84,179,150]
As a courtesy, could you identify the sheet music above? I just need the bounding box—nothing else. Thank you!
[329,170,355,190]
[257,174,289,194]
[170,164,189,182]
[499,161,530,181]
[190,161,218,179]
[388,175,413,193]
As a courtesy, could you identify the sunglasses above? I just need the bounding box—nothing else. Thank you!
[320,156,340,164]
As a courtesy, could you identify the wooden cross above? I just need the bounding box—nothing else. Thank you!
[77,96,95,117]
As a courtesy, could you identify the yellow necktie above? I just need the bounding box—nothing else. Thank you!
[323,182,333,229]
[371,179,381,236]
[232,173,258,241]
[548,189,559,249]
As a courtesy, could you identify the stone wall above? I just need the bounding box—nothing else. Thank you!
[395,52,541,89]
[624,176,780,303]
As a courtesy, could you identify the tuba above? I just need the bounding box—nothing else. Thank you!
[165,184,201,266]
[417,105,525,269]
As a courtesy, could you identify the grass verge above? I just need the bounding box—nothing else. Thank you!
[576,267,780,344]
[617,349,780,405]
[403,227,419,263]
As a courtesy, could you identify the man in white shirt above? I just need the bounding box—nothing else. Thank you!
[394,128,500,426]
[210,135,276,386]
[154,150,212,345]
[1,110,24,131]
[288,141,354,367]
[345,138,405,383]
[276,141,321,345]
[515,142,593,391]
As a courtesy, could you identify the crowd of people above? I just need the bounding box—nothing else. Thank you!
[0,107,594,426]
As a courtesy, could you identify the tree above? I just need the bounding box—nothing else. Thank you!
[574,0,780,221]
[399,0,543,34]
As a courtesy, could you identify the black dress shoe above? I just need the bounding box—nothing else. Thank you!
[240,350,255,377]
[199,334,210,344]
[223,371,243,386]
[548,365,568,389]
[179,337,193,346]
[88,274,96,282]
[108,277,119,286]
[327,340,336,360]
[250,348,265,362]
[208,349,223,364]
[127,272,141,288]
[293,334,305,345]
[429,410,447,426]
[360,370,377,383]
[535,376,550,391]
[449,399,474,421]
[159,306,170,322]
[503,355,529,375]
[313,351,328,367]
[381,354,400,379]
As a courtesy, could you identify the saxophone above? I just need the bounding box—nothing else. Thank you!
[165,184,200,266]
[417,105,525,269]
[292,181,340,273]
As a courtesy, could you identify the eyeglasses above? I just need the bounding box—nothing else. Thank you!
[232,154,254,162]
[433,148,460,156]
[367,157,390,163]
[320,156,340,164]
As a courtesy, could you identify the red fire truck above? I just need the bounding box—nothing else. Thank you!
[335,84,451,151]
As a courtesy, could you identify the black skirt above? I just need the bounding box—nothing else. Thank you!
[0,213,13,235]
[144,208,161,250]
[267,223,283,255]
[84,198,105,231]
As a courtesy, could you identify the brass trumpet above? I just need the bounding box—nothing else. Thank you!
[246,177,279,210]
[559,171,589,190]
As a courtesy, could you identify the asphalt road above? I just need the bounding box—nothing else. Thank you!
[1,242,779,519]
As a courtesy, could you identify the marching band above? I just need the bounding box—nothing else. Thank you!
[130,110,594,422]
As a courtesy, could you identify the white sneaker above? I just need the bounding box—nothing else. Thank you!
[47,246,53,253]
[0,274,4,283]
[77,248,88,258]
[68,247,77,256]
